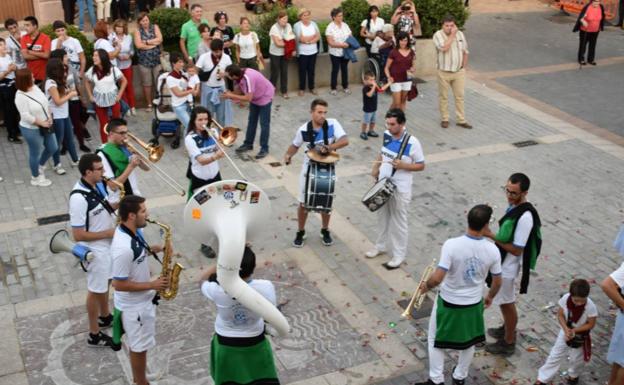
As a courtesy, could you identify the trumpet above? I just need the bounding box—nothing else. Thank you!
[202,120,247,180]
[401,258,437,319]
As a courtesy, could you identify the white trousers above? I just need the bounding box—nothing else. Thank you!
[96,0,112,20]
[375,191,411,260]
[427,295,475,383]
[537,330,584,382]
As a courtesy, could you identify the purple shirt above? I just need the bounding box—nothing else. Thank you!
[237,68,275,106]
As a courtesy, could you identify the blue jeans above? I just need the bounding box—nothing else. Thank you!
[173,103,191,131]
[54,117,79,162]
[77,0,96,31]
[20,126,58,177]
[244,101,271,152]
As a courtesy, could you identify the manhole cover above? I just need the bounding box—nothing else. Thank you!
[397,297,434,320]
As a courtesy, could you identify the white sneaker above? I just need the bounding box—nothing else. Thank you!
[53,164,66,175]
[130,107,137,116]
[31,175,52,187]
[70,160,79,167]
[39,164,48,173]
[343,88,351,95]
[385,256,405,269]
[365,248,385,258]
[0,176,3,182]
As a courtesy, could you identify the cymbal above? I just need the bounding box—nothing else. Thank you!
[307,150,340,164]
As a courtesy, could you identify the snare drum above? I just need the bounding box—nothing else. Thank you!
[304,160,336,212]
[362,178,396,212]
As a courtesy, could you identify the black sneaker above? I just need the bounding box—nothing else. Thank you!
[414,380,442,385]
[487,325,505,339]
[359,132,368,140]
[293,230,306,248]
[320,229,333,246]
[255,149,268,159]
[8,137,22,144]
[367,130,379,137]
[485,339,515,356]
[60,147,67,155]
[201,244,216,258]
[451,366,465,385]
[79,144,92,152]
[84,130,92,141]
[98,313,113,328]
[566,376,579,385]
[87,331,114,348]
[236,144,253,153]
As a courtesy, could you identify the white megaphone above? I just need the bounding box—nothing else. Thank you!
[49,229,94,271]
[184,180,291,336]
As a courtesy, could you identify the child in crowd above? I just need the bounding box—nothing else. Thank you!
[186,65,200,106]
[534,279,597,385]
[360,71,391,140]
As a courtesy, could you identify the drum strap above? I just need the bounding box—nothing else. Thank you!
[391,133,411,177]
[305,120,329,149]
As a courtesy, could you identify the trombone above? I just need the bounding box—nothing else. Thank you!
[202,119,247,180]
[401,258,436,319]
[105,124,186,196]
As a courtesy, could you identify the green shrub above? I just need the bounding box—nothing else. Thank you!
[316,20,330,53]
[378,3,394,25]
[149,7,190,45]
[339,0,370,43]
[39,23,94,67]
[413,0,469,38]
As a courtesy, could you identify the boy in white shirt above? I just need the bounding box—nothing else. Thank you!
[51,21,86,79]
[535,279,597,385]
[186,65,200,105]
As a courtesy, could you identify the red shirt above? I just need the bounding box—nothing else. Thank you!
[581,6,602,33]
[20,32,51,81]
[388,48,415,83]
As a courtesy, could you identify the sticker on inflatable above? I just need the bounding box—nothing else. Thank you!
[223,184,235,192]
[223,191,235,201]
[194,190,211,205]
[208,186,217,194]
[235,182,248,191]
[240,190,248,201]
[250,191,260,204]
[192,208,202,219]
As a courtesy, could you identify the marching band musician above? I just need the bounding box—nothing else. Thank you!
[185,106,225,258]
[415,205,502,385]
[97,118,149,197]
[199,246,280,385]
[111,195,168,385]
[283,98,349,248]
[366,108,425,269]
[68,153,120,348]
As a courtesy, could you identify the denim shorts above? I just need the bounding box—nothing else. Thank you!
[363,111,376,125]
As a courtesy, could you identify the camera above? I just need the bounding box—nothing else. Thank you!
[401,5,410,11]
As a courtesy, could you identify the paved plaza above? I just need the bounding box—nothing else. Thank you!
[2,1,624,384]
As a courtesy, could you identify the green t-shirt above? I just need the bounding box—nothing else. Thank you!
[180,18,209,58]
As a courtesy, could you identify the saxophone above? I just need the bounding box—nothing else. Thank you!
[146,218,184,300]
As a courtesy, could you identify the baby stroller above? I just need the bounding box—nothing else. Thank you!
[151,72,182,149]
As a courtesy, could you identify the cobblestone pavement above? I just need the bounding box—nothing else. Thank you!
[2,4,624,384]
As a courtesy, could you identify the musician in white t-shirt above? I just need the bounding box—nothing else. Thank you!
[69,153,120,348]
[415,205,502,385]
[111,195,168,385]
[283,99,349,248]
[199,246,280,384]
[366,108,425,269]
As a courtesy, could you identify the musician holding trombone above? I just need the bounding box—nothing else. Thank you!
[185,106,225,258]
[97,118,149,196]
[68,153,121,348]
[414,205,502,385]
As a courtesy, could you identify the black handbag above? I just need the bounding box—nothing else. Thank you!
[19,91,54,136]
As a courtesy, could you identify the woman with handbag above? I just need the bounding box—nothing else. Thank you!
[14,68,56,186]
[233,17,263,70]
[133,12,163,112]
[45,58,80,171]
[384,32,414,112]
[84,49,127,143]
[293,8,321,96]
[269,10,294,99]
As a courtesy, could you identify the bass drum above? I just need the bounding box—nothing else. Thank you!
[362,177,396,212]
[304,160,336,212]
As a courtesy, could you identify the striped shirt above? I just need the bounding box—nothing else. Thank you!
[433,29,469,73]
